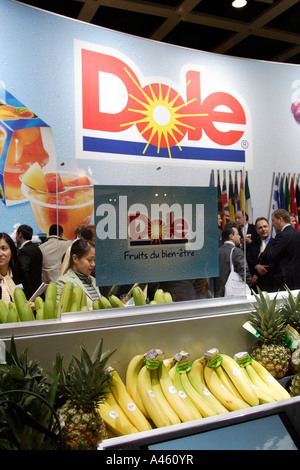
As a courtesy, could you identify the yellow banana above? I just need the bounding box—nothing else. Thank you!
[250,358,290,400]
[158,361,197,423]
[154,289,165,303]
[178,370,217,418]
[244,363,280,399]
[170,366,202,420]
[125,354,150,418]
[0,299,8,323]
[191,357,206,384]
[109,295,125,308]
[220,354,259,407]
[107,366,123,384]
[98,400,139,436]
[57,282,73,314]
[215,365,245,401]
[132,286,146,306]
[110,373,152,432]
[187,367,229,415]
[204,363,251,411]
[99,295,112,309]
[150,369,181,425]
[137,364,171,428]
[13,287,35,321]
[105,391,135,427]
[240,366,275,404]
[234,352,281,402]
[163,357,176,372]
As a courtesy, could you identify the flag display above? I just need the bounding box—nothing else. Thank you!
[234,171,240,214]
[228,170,235,222]
[209,171,300,233]
[269,172,300,231]
[209,169,252,224]
[279,175,286,210]
[271,175,279,213]
[221,171,230,227]
[285,175,290,212]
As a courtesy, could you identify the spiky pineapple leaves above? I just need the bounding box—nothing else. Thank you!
[0,336,60,450]
[249,287,286,343]
[51,339,116,408]
[280,284,300,330]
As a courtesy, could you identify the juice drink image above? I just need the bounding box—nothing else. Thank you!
[21,164,95,240]
[0,87,56,205]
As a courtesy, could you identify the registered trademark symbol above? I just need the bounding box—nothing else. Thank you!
[241,140,249,149]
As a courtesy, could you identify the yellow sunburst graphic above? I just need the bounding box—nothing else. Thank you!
[148,218,168,243]
[121,68,208,158]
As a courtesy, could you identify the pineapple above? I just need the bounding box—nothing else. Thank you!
[249,287,289,379]
[0,336,59,450]
[53,339,115,450]
[290,372,300,397]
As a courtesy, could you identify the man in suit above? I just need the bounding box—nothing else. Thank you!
[246,217,275,292]
[16,224,43,299]
[259,209,300,291]
[235,210,259,248]
[210,221,252,297]
[39,224,72,283]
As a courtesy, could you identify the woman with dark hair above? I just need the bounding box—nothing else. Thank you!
[0,232,22,306]
[56,238,101,310]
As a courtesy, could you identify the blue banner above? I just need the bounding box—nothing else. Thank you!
[94,185,218,286]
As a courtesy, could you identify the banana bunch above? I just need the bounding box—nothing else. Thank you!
[99,368,152,437]
[168,352,228,418]
[0,287,35,323]
[234,352,290,403]
[106,347,291,438]
[35,282,58,320]
[125,349,206,429]
[198,348,259,411]
[93,294,125,309]
[91,286,173,309]
[132,286,147,306]
[151,289,173,304]
[196,348,290,411]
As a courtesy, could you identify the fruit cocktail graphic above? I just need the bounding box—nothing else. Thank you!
[0,87,56,206]
[21,163,95,240]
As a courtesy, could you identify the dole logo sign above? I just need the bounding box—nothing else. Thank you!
[74,40,251,164]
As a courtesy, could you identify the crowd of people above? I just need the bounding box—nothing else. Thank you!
[210,208,300,297]
[1,208,300,314]
[0,223,98,313]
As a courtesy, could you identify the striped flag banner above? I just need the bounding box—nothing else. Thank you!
[234,171,240,213]
[221,170,230,227]
[228,170,235,221]
[290,176,299,230]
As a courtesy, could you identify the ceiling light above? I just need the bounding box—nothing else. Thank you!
[232,0,247,7]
